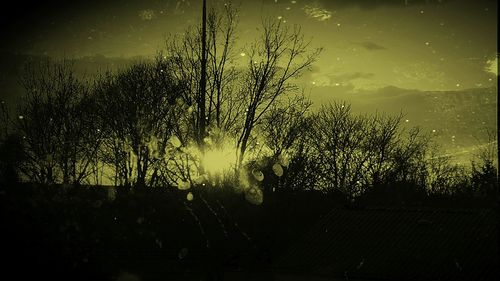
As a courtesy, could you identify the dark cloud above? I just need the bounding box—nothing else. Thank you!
[356,41,386,51]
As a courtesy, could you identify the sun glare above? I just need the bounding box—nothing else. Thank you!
[201,148,235,176]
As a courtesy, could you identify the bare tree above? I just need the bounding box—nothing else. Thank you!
[94,59,182,188]
[256,96,323,192]
[199,0,208,146]
[360,112,405,187]
[16,58,97,184]
[310,102,369,198]
[236,20,322,170]
[278,131,322,192]
[165,2,239,144]
[166,3,321,175]
[387,127,430,187]
[308,102,435,199]
[469,130,498,197]
[261,94,312,158]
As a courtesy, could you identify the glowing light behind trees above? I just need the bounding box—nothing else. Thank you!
[201,147,235,176]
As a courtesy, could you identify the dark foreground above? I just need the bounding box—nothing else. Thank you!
[0,183,497,281]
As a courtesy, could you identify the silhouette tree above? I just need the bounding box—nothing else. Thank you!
[309,102,371,199]
[236,20,322,171]
[199,0,207,147]
[470,133,498,197]
[165,2,239,143]
[258,95,314,192]
[165,3,321,178]
[94,59,183,188]
[261,95,312,158]
[308,102,457,200]
[16,59,97,184]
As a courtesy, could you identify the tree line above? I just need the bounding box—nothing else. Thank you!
[0,3,497,202]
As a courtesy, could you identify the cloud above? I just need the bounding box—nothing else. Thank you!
[332,72,375,81]
[485,56,498,76]
[356,41,386,51]
[308,70,374,87]
[392,62,446,86]
[303,4,332,21]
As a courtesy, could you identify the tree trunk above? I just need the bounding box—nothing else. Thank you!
[198,0,207,147]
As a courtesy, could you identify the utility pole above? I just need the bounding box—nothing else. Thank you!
[199,0,207,147]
